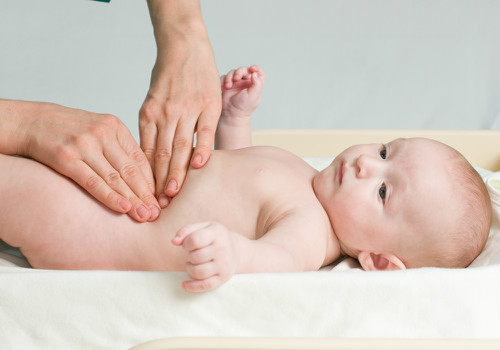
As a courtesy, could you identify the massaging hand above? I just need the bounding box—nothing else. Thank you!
[11,101,160,223]
[220,65,265,119]
[139,19,221,207]
[172,221,238,292]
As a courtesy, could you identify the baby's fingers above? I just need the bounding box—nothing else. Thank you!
[172,222,213,249]
[233,66,251,81]
[247,72,264,99]
[187,245,215,265]
[223,70,236,89]
[182,275,223,293]
[185,261,216,280]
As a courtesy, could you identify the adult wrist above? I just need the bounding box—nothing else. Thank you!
[0,99,32,155]
[150,0,208,50]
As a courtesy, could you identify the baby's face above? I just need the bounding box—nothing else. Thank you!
[313,138,456,261]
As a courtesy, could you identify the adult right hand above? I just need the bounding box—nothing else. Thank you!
[140,0,222,207]
[0,99,160,222]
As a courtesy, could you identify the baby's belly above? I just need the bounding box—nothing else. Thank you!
[155,165,263,240]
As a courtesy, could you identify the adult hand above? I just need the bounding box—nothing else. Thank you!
[1,100,160,222]
[140,0,222,208]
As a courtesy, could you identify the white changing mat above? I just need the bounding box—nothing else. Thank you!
[0,161,499,350]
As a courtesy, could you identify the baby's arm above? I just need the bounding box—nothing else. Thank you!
[215,65,265,150]
[173,213,326,292]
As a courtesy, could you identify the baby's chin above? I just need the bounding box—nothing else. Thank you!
[337,240,358,259]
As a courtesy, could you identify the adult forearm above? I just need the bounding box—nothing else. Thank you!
[0,98,36,156]
[146,0,208,52]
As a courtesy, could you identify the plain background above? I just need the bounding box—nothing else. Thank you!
[0,0,499,142]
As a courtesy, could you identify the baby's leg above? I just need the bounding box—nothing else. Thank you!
[0,154,149,269]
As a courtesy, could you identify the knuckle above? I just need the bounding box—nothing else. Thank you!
[105,190,118,206]
[140,99,161,122]
[196,123,216,136]
[187,234,201,249]
[120,163,139,179]
[85,174,103,191]
[55,144,77,164]
[130,149,146,163]
[172,137,190,151]
[72,132,93,149]
[86,126,107,141]
[104,171,121,186]
[190,266,208,280]
[142,147,155,160]
[141,194,157,205]
[163,100,181,118]
[155,148,172,162]
[201,279,217,291]
[101,113,120,127]
[204,97,222,113]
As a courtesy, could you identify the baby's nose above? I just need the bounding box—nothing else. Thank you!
[355,155,381,178]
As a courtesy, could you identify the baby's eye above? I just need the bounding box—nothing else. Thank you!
[379,184,387,203]
[379,147,387,159]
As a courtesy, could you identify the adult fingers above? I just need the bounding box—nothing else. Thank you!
[164,117,196,197]
[153,119,177,203]
[103,143,160,221]
[84,154,154,222]
[139,99,161,172]
[117,124,157,196]
[66,159,131,214]
[191,112,216,169]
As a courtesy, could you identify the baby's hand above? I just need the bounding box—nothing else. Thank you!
[221,65,265,119]
[172,221,238,292]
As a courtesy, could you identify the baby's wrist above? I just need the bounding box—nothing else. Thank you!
[219,112,252,127]
[221,107,253,120]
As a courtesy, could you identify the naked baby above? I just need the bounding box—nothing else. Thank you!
[0,66,491,292]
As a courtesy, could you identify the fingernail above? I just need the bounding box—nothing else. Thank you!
[158,194,170,207]
[119,197,131,211]
[136,204,150,220]
[193,154,203,166]
[149,205,160,220]
[166,179,177,193]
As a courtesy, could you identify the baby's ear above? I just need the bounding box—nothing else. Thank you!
[358,251,406,271]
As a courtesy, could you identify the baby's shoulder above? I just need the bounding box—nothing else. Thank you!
[262,189,331,236]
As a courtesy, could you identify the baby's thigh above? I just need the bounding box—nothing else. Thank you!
[0,155,105,250]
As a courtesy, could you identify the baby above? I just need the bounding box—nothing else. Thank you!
[0,66,491,292]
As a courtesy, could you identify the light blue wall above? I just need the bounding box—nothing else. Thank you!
[1,0,498,141]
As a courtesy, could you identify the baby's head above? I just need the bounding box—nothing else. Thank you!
[313,137,491,270]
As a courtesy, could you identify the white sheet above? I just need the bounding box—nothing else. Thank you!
[0,161,499,350]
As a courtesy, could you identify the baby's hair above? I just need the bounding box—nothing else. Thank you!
[432,144,491,268]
